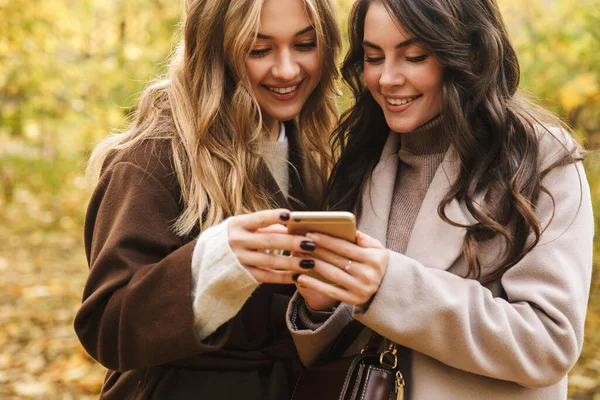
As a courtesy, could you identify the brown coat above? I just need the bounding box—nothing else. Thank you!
[75,123,321,399]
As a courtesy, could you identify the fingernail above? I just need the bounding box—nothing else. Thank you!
[299,259,315,269]
[292,274,300,282]
[305,233,320,242]
[282,250,291,257]
[300,241,316,251]
[280,212,290,221]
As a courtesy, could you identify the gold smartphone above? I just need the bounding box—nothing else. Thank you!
[287,211,357,284]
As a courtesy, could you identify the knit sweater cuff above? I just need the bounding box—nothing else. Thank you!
[191,217,260,340]
[295,300,337,331]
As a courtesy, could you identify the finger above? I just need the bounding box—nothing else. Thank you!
[311,258,370,295]
[295,274,362,306]
[356,231,385,249]
[306,232,372,264]
[233,209,291,231]
[237,250,315,272]
[308,247,377,287]
[256,224,288,234]
[233,232,316,253]
[310,246,352,272]
[245,265,299,284]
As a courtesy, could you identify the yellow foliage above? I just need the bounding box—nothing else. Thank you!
[0,1,598,398]
[559,73,599,112]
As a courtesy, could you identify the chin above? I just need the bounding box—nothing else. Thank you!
[268,108,303,122]
[386,120,416,134]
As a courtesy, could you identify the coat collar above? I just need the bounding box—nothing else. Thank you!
[357,131,472,271]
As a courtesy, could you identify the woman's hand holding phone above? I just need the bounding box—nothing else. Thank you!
[228,209,319,284]
[296,231,389,309]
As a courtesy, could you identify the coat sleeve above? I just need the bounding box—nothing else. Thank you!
[286,292,355,366]
[354,160,593,388]
[74,161,237,372]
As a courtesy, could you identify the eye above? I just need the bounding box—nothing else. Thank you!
[295,41,317,51]
[364,56,384,64]
[249,48,271,58]
[406,55,428,63]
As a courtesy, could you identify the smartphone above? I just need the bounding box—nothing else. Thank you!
[287,211,357,284]
[287,211,357,242]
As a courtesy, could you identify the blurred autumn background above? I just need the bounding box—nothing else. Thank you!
[0,0,599,398]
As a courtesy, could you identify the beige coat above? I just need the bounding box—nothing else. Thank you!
[288,130,594,399]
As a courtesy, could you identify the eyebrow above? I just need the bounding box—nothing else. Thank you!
[362,38,417,50]
[256,26,315,40]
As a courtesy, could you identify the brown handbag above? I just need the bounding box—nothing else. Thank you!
[291,320,405,400]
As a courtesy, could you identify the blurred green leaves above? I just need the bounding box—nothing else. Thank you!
[0,0,182,156]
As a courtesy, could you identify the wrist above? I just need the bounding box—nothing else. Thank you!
[304,297,340,312]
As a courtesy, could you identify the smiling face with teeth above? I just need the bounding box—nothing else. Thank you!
[245,0,323,140]
[362,2,444,134]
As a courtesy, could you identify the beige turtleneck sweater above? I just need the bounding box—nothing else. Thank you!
[386,116,449,253]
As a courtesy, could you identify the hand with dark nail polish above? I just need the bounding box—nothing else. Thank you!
[300,241,316,251]
[299,259,315,269]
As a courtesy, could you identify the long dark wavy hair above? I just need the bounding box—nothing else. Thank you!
[323,0,581,283]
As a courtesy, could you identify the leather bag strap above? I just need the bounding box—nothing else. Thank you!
[325,320,385,360]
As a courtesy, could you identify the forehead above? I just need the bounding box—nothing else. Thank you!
[259,0,313,36]
[364,2,411,44]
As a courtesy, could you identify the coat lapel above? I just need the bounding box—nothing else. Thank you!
[405,146,471,270]
[357,132,400,245]
[358,131,471,271]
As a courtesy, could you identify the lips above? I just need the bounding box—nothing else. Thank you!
[262,80,304,101]
[384,94,422,106]
[267,84,298,94]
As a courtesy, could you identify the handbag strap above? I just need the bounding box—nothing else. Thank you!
[326,320,385,359]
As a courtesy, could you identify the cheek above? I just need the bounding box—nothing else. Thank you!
[363,64,380,93]
[302,52,323,80]
[427,76,444,109]
[423,65,444,102]
[245,60,267,87]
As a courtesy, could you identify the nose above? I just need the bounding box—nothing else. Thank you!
[379,60,405,89]
[271,49,300,81]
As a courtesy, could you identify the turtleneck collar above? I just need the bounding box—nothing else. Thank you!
[397,114,450,156]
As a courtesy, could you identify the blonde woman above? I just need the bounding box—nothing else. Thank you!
[74,0,340,398]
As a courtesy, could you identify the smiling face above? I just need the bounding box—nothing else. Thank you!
[245,0,323,138]
[362,1,444,133]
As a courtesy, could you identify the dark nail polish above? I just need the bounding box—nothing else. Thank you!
[280,212,290,221]
[292,274,300,282]
[282,250,292,257]
[299,259,315,269]
[300,241,316,251]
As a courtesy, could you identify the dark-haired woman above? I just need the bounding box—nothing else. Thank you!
[286,0,593,398]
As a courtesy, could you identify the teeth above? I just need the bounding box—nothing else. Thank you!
[386,96,418,106]
[268,85,298,94]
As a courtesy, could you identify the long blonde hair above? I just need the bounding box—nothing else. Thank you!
[87,0,341,235]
